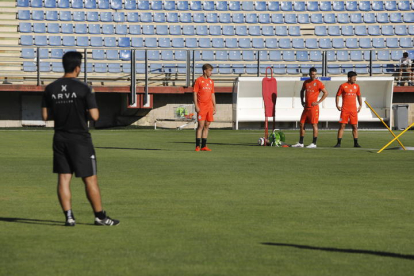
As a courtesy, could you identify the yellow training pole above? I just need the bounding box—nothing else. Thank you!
[365,101,406,150]
[377,122,414,153]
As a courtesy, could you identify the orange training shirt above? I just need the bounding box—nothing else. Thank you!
[302,79,325,108]
[336,82,361,112]
[194,76,215,109]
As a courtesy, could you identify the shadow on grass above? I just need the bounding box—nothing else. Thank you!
[96,147,162,151]
[262,242,414,261]
[0,217,93,226]
[171,141,257,147]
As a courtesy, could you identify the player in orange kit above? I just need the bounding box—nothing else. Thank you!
[292,67,328,148]
[334,71,363,148]
[193,64,216,151]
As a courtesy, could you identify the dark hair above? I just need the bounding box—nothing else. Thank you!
[202,64,213,71]
[347,71,357,78]
[403,52,409,58]
[62,51,82,73]
[309,67,317,74]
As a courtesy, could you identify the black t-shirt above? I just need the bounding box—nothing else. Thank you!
[42,78,98,134]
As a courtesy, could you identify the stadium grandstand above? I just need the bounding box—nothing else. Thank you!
[0,0,413,128]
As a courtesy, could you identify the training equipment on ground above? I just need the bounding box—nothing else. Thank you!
[258,130,285,147]
[377,122,414,153]
[365,100,406,150]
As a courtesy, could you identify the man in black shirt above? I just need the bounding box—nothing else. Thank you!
[42,51,119,226]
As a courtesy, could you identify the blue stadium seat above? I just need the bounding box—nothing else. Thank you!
[108,63,121,73]
[336,50,349,61]
[272,64,285,74]
[359,1,371,11]
[404,13,414,23]
[346,1,357,11]
[39,62,50,72]
[346,38,358,48]
[372,1,384,11]
[395,25,408,35]
[364,50,376,60]
[271,14,284,24]
[255,1,266,11]
[166,12,179,22]
[174,50,186,60]
[232,13,244,23]
[158,37,170,47]
[328,26,341,36]
[249,26,260,36]
[309,51,322,61]
[140,12,152,22]
[49,36,61,46]
[51,49,64,58]
[363,13,376,23]
[350,50,363,61]
[227,38,238,48]
[291,38,305,49]
[235,26,247,36]
[94,63,107,73]
[320,1,332,11]
[246,13,257,24]
[275,26,288,36]
[222,26,234,36]
[72,0,83,9]
[355,25,367,35]
[315,26,327,36]
[147,50,160,61]
[48,23,60,33]
[332,38,345,48]
[398,0,411,10]
[137,0,149,10]
[306,1,318,11]
[131,37,143,47]
[262,26,274,36]
[164,1,176,10]
[157,25,168,35]
[377,50,390,61]
[215,1,227,11]
[333,1,345,11]
[285,14,297,24]
[17,0,29,7]
[259,50,268,61]
[206,13,218,23]
[219,13,231,23]
[202,1,214,10]
[73,11,85,21]
[125,0,137,10]
[215,50,228,61]
[86,12,99,22]
[385,1,397,10]
[182,25,194,35]
[368,25,380,36]
[21,48,35,59]
[286,64,299,74]
[118,37,130,47]
[189,0,201,11]
[198,37,211,48]
[18,10,30,20]
[61,23,73,34]
[104,36,116,47]
[341,64,353,74]
[359,38,372,48]
[160,50,173,61]
[212,38,224,48]
[193,13,205,23]
[180,13,192,23]
[142,25,154,35]
[229,50,242,61]
[58,0,70,8]
[202,50,214,61]
[400,37,413,48]
[58,11,71,21]
[75,24,87,34]
[46,11,58,22]
[144,37,157,47]
[305,38,318,49]
[102,24,114,34]
[245,64,257,75]
[350,13,363,23]
[31,0,42,8]
[77,36,89,47]
[328,65,341,74]
[217,64,231,74]
[238,38,251,48]
[243,50,255,61]
[269,51,282,61]
[296,51,308,61]
[114,12,125,22]
[98,0,109,9]
[382,64,395,74]
[280,1,293,11]
[391,50,403,60]
[268,1,280,11]
[232,64,244,74]
[297,14,310,24]
[185,38,197,48]
[23,61,36,72]
[337,13,349,23]
[89,24,101,34]
[310,13,323,24]
[84,0,96,8]
[32,10,45,20]
[265,38,277,48]
[377,13,389,23]
[100,12,113,22]
[62,36,75,46]
[283,51,295,61]
[171,38,184,47]
[381,25,394,35]
[19,22,32,33]
[390,13,403,23]
[373,38,385,48]
[290,26,302,36]
[150,1,162,10]
[341,25,354,36]
[242,1,254,11]
[116,24,127,34]
[209,25,221,36]
[252,38,264,48]
[163,64,177,74]
[324,13,336,23]
[279,38,291,49]
[177,1,189,10]
[408,25,414,35]
[294,1,306,11]
[319,38,332,49]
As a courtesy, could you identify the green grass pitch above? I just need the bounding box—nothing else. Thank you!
[1,128,414,275]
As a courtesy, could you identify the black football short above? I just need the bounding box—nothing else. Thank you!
[53,132,97,178]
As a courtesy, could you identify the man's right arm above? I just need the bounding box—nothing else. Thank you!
[88,108,99,121]
[300,86,305,107]
[42,107,49,121]
[193,93,199,113]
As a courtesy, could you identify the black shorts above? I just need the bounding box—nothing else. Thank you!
[53,132,97,178]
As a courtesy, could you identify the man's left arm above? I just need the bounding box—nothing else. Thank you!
[357,94,363,113]
[212,93,216,115]
[42,107,49,121]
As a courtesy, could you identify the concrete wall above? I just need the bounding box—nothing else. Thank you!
[0,91,413,129]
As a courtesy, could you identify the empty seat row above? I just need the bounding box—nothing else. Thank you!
[18,23,301,36]
[20,35,414,49]
[315,25,414,36]
[17,0,414,12]
[17,10,414,24]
